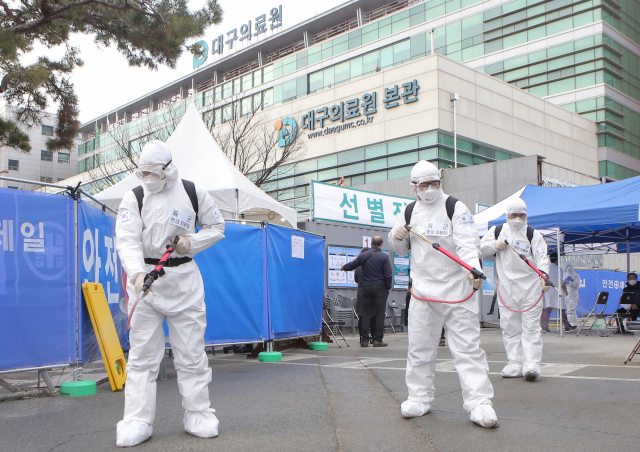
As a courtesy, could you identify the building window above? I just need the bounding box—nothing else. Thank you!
[8,159,18,170]
[40,176,52,183]
[58,153,70,164]
[41,150,53,161]
[41,125,54,136]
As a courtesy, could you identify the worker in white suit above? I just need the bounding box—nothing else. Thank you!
[480,198,550,381]
[115,140,225,447]
[564,263,581,327]
[388,161,497,428]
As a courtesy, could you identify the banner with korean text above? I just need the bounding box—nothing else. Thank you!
[0,189,76,372]
[312,181,414,229]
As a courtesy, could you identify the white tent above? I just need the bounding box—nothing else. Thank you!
[93,104,297,227]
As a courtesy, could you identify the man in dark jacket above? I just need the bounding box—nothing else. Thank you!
[355,248,376,344]
[616,273,640,332]
[342,236,392,347]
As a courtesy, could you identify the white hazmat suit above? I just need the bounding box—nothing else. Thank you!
[480,198,549,381]
[388,161,497,428]
[115,140,225,447]
[564,264,581,326]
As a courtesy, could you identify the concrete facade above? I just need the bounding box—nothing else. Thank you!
[0,106,79,190]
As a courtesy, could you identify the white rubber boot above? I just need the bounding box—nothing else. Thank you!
[116,420,152,447]
[184,409,219,438]
[523,363,541,381]
[400,400,431,418]
[501,363,523,378]
[470,404,498,428]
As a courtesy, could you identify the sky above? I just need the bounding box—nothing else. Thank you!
[66,0,347,124]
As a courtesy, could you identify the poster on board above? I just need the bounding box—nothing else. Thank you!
[327,246,360,288]
[394,253,410,289]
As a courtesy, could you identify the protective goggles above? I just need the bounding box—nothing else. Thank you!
[136,159,172,183]
[507,212,527,220]
[411,176,441,190]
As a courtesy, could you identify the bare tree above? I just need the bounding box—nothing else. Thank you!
[85,102,184,192]
[207,96,306,195]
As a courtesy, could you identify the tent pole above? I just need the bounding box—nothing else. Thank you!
[557,228,562,338]
[234,188,239,220]
[627,227,630,275]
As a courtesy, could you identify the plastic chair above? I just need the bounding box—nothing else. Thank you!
[575,291,609,336]
[334,293,355,334]
[609,293,637,335]
[323,290,349,347]
[624,321,640,364]
[388,299,404,332]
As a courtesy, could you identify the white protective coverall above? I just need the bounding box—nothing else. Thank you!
[115,140,225,447]
[480,198,550,380]
[564,264,581,326]
[388,161,497,428]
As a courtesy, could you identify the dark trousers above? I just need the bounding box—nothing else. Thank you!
[541,307,571,330]
[359,285,389,342]
[358,316,376,342]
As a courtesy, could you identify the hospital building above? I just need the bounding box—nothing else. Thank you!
[58,0,640,222]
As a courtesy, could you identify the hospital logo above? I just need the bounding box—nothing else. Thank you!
[275,117,298,148]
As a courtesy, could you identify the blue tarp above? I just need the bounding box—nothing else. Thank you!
[195,223,269,344]
[77,201,128,363]
[266,225,325,339]
[574,269,629,315]
[487,176,640,251]
[0,189,75,372]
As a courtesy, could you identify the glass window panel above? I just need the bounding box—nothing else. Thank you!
[392,17,410,34]
[363,51,380,74]
[309,71,323,92]
[388,137,419,154]
[318,168,338,180]
[335,61,350,84]
[528,25,546,41]
[379,24,392,39]
[411,33,427,59]
[393,40,411,64]
[362,30,378,45]
[351,175,365,186]
[503,0,526,14]
[338,148,365,164]
[241,97,251,116]
[278,178,295,189]
[282,80,296,101]
[388,152,418,166]
[410,10,426,27]
[323,66,335,88]
[318,154,337,169]
[349,36,362,50]
[223,82,232,99]
[484,39,503,53]
[419,148,438,160]
[419,133,437,147]
[546,17,573,35]
[296,76,307,97]
[365,144,386,159]
[462,13,483,40]
[263,89,274,109]
[573,10,593,27]
[380,46,393,68]
[308,52,322,65]
[575,49,595,63]
[503,31,527,48]
[366,158,387,171]
[233,79,241,95]
[504,54,528,70]
[273,84,283,104]
[338,162,365,176]
[365,171,387,184]
[433,27,446,49]
[529,49,546,63]
[547,42,573,59]
[242,74,252,91]
[529,61,547,75]
[446,0,461,13]
[446,21,461,46]
[462,43,483,60]
[295,172,316,185]
[548,77,575,95]
[333,41,348,55]
[574,35,594,51]
[213,86,221,102]
[388,166,412,180]
[548,54,574,70]
[528,84,548,97]
[295,159,318,174]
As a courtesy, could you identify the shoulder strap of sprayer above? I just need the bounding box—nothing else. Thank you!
[495,224,535,243]
[133,179,199,217]
[404,196,458,225]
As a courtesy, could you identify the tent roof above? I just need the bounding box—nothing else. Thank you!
[474,176,640,253]
[93,105,297,227]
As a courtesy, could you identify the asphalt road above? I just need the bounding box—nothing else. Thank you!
[1,329,639,452]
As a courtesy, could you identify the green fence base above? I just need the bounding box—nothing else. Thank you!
[60,380,97,397]
[309,342,329,351]
[258,352,283,362]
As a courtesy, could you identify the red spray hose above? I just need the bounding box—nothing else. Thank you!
[497,281,544,313]
[503,239,555,288]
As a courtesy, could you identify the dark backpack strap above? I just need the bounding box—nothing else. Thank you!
[495,224,503,240]
[181,179,199,218]
[132,185,144,214]
[404,201,416,225]
[445,196,458,221]
[527,226,535,244]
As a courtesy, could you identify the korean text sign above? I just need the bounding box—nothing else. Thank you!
[312,181,414,229]
[0,189,75,371]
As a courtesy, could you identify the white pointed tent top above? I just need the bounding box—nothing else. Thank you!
[93,104,297,227]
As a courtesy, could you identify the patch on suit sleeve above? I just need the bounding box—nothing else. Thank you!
[460,214,475,227]
[118,209,132,224]
[212,206,224,224]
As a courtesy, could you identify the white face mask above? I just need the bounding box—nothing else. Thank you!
[629,280,637,286]
[508,218,524,229]
[417,187,440,204]
[144,180,167,194]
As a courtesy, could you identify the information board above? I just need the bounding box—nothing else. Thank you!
[327,246,360,288]
[393,253,410,289]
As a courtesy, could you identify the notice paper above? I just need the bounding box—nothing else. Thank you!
[292,235,305,259]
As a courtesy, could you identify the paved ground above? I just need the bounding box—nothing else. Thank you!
[1,328,639,452]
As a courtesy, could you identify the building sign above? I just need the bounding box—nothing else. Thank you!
[301,79,419,140]
[193,5,283,69]
[312,181,414,229]
[276,117,298,147]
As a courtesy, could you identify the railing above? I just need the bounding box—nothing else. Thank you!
[311,17,359,45]
[364,0,421,23]
[264,39,306,64]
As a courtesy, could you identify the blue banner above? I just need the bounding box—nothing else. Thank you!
[0,189,75,371]
[576,269,628,315]
[266,225,325,339]
[77,201,127,363]
[195,223,268,344]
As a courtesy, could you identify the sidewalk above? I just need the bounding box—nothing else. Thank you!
[0,329,638,451]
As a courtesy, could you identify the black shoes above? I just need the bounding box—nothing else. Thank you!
[360,341,369,347]
[372,341,388,347]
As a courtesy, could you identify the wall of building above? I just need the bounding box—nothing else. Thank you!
[0,106,79,189]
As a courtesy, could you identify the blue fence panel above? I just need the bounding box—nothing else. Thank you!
[195,223,268,344]
[0,189,75,371]
[77,201,127,363]
[266,224,325,340]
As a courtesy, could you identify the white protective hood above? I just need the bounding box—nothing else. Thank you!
[93,104,297,227]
